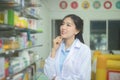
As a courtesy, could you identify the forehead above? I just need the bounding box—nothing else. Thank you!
[63,17,74,24]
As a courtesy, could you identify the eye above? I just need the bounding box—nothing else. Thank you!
[61,22,64,25]
[66,23,71,27]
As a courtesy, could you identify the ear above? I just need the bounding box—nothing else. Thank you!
[75,30,80,35]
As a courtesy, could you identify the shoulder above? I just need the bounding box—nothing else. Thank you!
[76,39,90,50]
[75,39,91,54]
[81,43,91,51]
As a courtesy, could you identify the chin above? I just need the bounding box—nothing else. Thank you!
[61,35,65,38]
[62,37,67,39]
[61,34,67,38]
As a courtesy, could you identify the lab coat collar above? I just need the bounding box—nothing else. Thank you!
[61,38,82,49]
[74,38,82,49]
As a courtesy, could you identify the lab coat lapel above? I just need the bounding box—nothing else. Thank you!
[61,40,80,77]
[63,39,80,70]
[64,39,80,64]
[63,44,77,65]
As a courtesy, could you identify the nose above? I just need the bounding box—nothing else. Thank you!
[61,24,66,29]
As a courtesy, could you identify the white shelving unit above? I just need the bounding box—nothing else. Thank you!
[0,0,44,80]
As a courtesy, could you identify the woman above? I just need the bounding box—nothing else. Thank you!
[44,14,91,80]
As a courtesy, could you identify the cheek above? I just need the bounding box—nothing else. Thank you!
[67,30,75,37]
[60,29,63,35]
[60,26,63,31]
[60,27,62,31]
[70,31,75,36]
[70,28,76,34]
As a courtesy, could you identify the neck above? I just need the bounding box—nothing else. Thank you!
[64,37,75,49]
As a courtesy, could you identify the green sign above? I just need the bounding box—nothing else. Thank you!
[116,1,120,9]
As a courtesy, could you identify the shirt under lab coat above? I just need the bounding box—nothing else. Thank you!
[44,38,91,80]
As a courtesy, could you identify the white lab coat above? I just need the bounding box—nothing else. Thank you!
[44,39,91,80]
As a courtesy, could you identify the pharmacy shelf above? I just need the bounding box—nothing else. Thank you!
[15,27,43,33]
[20,8,42,20]
[7,58,41,79]
[23,11,41,20]
[0,1,43,80]
[16,44,43,51]
[0,1,22,11]
[25,3,41,7]
[0,24,14,31]
[25,0,42,7]
[0,24,43,33]
[0,44,43,56]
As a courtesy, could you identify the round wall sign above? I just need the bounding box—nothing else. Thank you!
[116,1,120,9]
[93,1,101,9]
[71,1,78,9]
[104,1,112,9]
[81,1,90,9]
[59,1,68,9]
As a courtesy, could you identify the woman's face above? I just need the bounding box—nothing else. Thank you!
[60,17,79,39]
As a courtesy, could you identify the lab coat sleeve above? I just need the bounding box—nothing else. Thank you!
[80,48,91,80]
[44,56,56,80]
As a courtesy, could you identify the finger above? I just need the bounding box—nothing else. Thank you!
[59,36,62,39]
[56,42,59,44]
[58,36,62,41]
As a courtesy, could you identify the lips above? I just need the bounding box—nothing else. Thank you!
[61,31,66,35]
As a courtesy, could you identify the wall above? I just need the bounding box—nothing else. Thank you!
[34,0,51,59]
[45,0,120,53]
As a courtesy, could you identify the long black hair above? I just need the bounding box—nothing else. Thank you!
[62,14,84,43]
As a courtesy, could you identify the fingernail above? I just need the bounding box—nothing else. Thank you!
[60,36,62,39]
[56,42,59,44]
